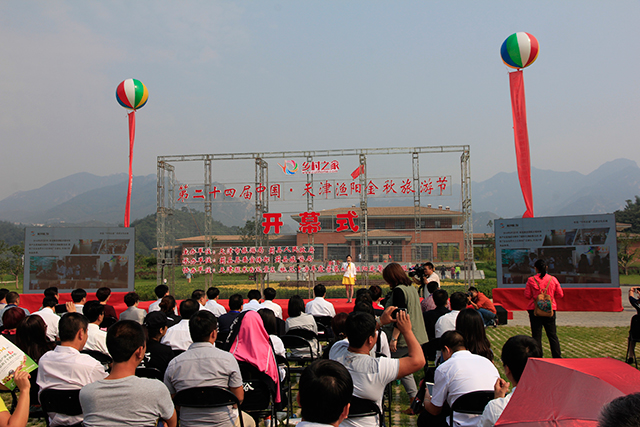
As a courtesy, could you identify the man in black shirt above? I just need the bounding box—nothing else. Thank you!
[217,293,243,343]
[141,312,174,377]
[424,289,450,362]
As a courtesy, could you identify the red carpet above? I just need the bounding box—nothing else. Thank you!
[492,287,623,312]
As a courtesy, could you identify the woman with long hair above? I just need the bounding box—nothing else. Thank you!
[16,315,55,410]
[381,263,428,403]
[455,309,493,361]
[1,308,26,344]
[285,295,319,358]
[159,295,181,328]
[524,259,564,358]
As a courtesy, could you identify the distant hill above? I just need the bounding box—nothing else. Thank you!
[0,221,24,246]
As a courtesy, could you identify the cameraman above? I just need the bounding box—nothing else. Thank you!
[467,287,497,327]
[416,262,440,299]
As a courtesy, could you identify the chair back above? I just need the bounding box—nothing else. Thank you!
[39,389,83,417]
[135,367,164,381]
[173,386,244,427]
[80,349,113,366]
[281,335,315,362]
[239,361,277,417]
[348,396,383,427]
[449,390,494,426]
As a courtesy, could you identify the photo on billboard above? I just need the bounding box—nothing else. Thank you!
[495,214,618,288]
[24,227,134,293]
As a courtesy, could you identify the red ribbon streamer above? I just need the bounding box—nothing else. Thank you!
[509,70,534,218]
[124,110,136,227]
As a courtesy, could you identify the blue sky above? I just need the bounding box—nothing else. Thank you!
[1,1,638,201]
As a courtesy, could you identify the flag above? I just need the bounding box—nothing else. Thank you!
[351,164,364,180]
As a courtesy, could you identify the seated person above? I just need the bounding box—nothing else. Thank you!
[242,290,262,312]
[80,321,177,427]
[354,289,382,316]
[285,295,320,358]
[305,284,336,318]
[83,301,110,357]
[421,281,441,313]
[205,287,227,317]
[1,307,26,344]
[418,331,499,427]
[71,289,87,314]
[119,292,147,324]
[163,310,255,427]
[478,335,541,427]
[218,294,243,340]
[424,289,450,361]
[141,312,175,378]
[466,287,497,327]
[331,309,424,427]
[162,299,199,351]
[160,295,182,328]
[0,292,30,326]
[0,368,31,427]
[369,285,385,311]
[37,313,107,426]
[260,287,283,319]
[598,392,640,427]
[148,284,170,313]
[95,287,117,325]
[297,360,352,427]
[33,296,61,341]
[192,290,207,310]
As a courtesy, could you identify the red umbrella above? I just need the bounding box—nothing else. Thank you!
[495,358,640,426]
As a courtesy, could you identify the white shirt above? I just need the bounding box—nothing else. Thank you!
[329,333,391,360]
[204,299,227,317]
[161,319,193,351]
[435,310,460,339]
[242,299,262,312]
[330,344,399,427]
[343,262,357,278]
[34,307,60,342]
[148,299,162,312]
[37,345,107,427]
[477,387,515,427]
[431,350,499,427]
[74,304,84,315]
[84,323,109,356]
[260,300,283,319]
[305,297,336,317]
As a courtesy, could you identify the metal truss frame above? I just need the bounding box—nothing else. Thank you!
[157,145,474,292]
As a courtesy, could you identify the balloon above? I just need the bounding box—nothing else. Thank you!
[501,32,539,69]
[115,79,149,110]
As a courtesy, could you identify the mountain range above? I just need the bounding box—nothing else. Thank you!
[0,158,637,234]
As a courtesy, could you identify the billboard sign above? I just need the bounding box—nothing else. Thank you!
[24,227,135,294]
[495,214,618,288]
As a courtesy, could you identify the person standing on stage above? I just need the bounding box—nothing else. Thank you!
[342,255,357,303]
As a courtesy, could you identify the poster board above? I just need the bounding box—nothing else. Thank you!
[495,214,618,288]
[24,227,135,294]
[0,336,37,390]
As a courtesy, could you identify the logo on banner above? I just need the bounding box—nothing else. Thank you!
[278,160,298,175]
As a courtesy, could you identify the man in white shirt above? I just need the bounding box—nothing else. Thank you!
[305,284,336,318]
[71,288,87,314]
[37,312,107,427]
[297,360,352,427]
[435,292,467,338]
[260,287,283,319]
[242,289,262,312]
[190,289,207,310]
[148,284,169,312]
[0,292,30,326]
[420,331,499,427]
[477,335,541,427]
[330,308,425,427]
[204,287,227,317]
[420,262,441,299]
[162,299,199,351]
[83,301,110,357]
[34,296,61,341]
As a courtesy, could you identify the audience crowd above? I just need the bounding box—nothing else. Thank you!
[0,261,633,427]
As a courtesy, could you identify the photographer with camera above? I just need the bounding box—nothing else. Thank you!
[411,262,441,300]
[466,286,498,327]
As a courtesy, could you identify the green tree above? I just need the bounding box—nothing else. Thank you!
[0,241,24,289]
[238,219,257,244]
[618,230,640,275]
[615,196,640,233]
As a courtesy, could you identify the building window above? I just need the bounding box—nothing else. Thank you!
[437,243,460,261]
[327,244,350,262]
[434,220,441,228]
[411,244,433,262]
[369,219,386,229]
[394,220,406,229]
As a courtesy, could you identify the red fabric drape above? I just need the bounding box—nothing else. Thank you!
[509,70,534,218]
[124,110,136,227]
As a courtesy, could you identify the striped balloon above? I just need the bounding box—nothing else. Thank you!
[116,79,149,110]
[501,32,539,69]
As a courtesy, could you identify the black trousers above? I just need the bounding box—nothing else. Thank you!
[528,310,562,358]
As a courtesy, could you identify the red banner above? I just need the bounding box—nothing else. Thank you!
[509,70,534,218]
[124,110,136,227]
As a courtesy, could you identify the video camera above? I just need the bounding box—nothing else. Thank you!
[408,263,426,280]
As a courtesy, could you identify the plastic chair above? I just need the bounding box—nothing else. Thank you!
[80,349,113,366]
[314,316,334,341]
[39,389,83,427]
[348,396,384,427]
[173,386,244,427]
[284,328,321,358]
[275,354,292,420]
[238,361,277,423]
[135,366,164,381]
[449,390,494,427]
